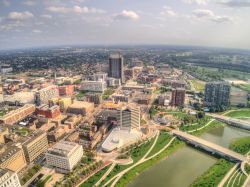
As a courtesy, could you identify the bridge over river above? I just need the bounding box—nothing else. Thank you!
[172,130,248,164]
[206,113,250,131]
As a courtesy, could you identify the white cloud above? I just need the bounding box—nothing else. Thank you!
[32,29,42,33]
[8,11,34,21]
[160,6,177,17]
[183,0,209,5]
[218,0,250,7]
[192,9,232,23]
[47,6,69,13]
[114,10,139,21]
[40,14,52,19]
[192,9,214,17]
[47,6,105,14]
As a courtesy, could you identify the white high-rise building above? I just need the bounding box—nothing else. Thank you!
[46,141,83,173]
[0,169,21,187]
[117,105,140,130]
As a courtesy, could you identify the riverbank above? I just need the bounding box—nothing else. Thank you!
[190,159,234,187]
[115,118,225,186]
[190,135,250,187]
[116,139,184,187]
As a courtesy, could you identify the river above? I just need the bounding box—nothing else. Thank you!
[127,125,249,187]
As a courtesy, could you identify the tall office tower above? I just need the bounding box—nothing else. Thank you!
[171,88,186,106]
[108,54,125,84]
[204,82,231,108]
[117,105,140,130]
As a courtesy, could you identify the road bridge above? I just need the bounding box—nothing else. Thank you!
[172,130,248,163]
[206,113,250,131]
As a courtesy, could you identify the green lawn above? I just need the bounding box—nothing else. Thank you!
[190,120,224,136]
[226,110,250,118]
[190,159,234,187]
[234,84,250,92]
[147,131,172,158]
[229,136,250,155]
[76,91,88,98]
[37,175,52,187]
[80,165,111,187]
[223,169,247,187]
[102,88,115,100]
[98,138,155,187]
[190,80,205,92]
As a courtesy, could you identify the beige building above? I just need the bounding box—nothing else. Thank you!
[49,97,73,111]
[117,105,140,130]
[0,104,35,125]
[0,145,27,173]
[0,126,8,144]
[0,168,21,187]
[46,141,83,173]
[22,131,48,163]
[67,101,94,116]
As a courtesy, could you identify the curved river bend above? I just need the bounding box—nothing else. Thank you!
[127,125,249,187]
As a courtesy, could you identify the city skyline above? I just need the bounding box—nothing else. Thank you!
[0,0,250,50]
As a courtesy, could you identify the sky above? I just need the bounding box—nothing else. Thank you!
[0,0,250,50]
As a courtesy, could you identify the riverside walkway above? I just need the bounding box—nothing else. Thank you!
[172,130,248,163]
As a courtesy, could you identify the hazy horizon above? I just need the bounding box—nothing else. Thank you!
[1,0,250,50]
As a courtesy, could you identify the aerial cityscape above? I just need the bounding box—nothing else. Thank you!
[0,0,250,187]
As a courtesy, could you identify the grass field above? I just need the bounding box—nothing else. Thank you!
[226,109,250,118]
[98,138,155,187]
[190,80,205,92]
[80,165,111,187]
[190,159,234,187]
[146,131,172,158]
[229,136,250,155]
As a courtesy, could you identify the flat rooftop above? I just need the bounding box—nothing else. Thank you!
[101,128,142,152]
[47,141,80,157]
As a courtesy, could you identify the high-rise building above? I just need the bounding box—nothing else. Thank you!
[0,169,21,187]
[204,82,231,108]
[108,54,125,84]
[22,131,48,163]
[171,88,186,106]
[117,105,140,130]
[45,141,83,173]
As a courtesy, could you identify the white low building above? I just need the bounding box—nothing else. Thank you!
[0,169,21,187]
[101,128,142,152]
[80,80,107,93]
[46,141,83,173]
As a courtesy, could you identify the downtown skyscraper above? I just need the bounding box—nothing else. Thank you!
[108,54,125,84]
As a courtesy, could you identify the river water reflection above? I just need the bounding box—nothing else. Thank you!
[127,125,249,187]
